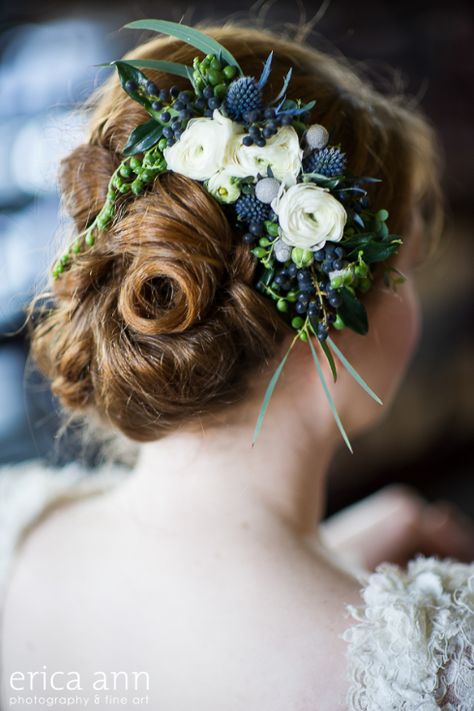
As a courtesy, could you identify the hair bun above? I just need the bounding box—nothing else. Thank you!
[116,174,232,336]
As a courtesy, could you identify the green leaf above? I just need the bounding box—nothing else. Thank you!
[302,173,342,188]
[113,61,155,110]
[124,19,243,74]
[327,336,382,405]
[362,240,401,263]
[123,119,164,155]
[307,337,353,453]
[117,58,192,80]
[338,287,368,335]
[320,340,338,383]
[252,336,298,446]
[259,267,275,288]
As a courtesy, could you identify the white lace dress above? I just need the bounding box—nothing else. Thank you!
[1,461,473,710]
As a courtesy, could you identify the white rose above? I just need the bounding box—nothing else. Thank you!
[271,183,347,250]
[163,109,242,181]
[206,170,241,203]
[225,125,303,184]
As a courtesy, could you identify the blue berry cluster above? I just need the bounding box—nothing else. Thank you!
[240,106,296,148]
[257,243,347,341]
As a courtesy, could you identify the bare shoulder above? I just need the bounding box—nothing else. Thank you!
[2,495,361,711]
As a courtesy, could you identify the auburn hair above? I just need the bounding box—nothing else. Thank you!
[29,24,442,442]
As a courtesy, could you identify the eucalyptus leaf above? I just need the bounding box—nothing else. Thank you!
[252,336,298,445]
[327,336,382,405]
[118,58,192,80]
[308,337,353,453]
[123,119,163,155]
[338,287,368,335]
[125,19,243,74]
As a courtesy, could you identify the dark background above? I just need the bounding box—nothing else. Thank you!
[1,0,473,516]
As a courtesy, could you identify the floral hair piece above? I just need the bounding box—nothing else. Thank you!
[53,19,406,452]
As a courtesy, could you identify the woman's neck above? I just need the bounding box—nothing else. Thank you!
[122,392,339,538]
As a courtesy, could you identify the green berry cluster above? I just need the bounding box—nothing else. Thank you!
[192,54,238,100]
[52,145,167,279]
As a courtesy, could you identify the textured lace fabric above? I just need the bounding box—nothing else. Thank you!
[343,556,474,710]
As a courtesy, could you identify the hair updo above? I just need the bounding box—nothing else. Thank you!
[29,24,442,442]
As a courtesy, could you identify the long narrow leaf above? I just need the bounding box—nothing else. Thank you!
[271,67,293,105]
[327,336,383,405]
[252,336,298,446]
[308,337,353,453]
[125,19,243,74]
[320,340,338,383]
[118,58,192,79]
[258,51,273,89]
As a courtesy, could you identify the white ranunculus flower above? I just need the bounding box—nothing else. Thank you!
[271,183,347,250]
[225,125,303,184]
[163,109,242,182]
[206,170,241,203]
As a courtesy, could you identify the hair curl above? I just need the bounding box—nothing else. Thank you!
[29,24,442,442]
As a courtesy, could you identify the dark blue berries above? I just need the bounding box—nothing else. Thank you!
[328,293,342,308]
[317,322,329,341]
[146,80,158,95]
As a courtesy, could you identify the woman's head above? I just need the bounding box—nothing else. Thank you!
[30,24,442,443]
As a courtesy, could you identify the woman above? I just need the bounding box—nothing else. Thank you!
[1,22,473,710]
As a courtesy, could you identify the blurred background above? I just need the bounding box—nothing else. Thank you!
[0,0,473,516]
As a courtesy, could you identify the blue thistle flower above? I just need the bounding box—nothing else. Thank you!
[303,147,347,177]
[235,194,270,223]
[224,77,263,121]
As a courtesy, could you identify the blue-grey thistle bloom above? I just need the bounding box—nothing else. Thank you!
[303,147,347,177]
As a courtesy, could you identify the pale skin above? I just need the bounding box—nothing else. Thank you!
[2,212,474,710]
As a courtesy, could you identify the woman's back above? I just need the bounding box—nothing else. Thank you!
[2,468,358,711]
